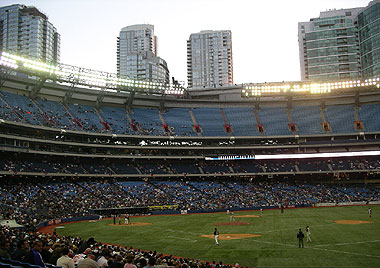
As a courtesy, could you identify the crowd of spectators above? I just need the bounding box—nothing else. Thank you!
[1,177,379,268]
[0,225,235,268]
[2,157,380,176]
[1,178,379,229]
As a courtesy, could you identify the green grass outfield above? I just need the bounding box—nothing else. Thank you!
[56,206,380,267]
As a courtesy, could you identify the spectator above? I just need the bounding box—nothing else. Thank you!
[57,247,74,268]
[78,254,100,268]
[0,240,11,259]
[74,248,92,265]
[109,255,124,268]
[27,240,45,267]
[123,254,136,268]
[12,239,30,262]
[97,248,111,268]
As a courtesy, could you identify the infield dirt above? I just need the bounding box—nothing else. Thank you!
[334,220,374,224]
[108,222,152,226]
[214,222,250,226]
[200,233,261,240]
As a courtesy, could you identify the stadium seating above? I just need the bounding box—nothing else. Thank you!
[0,91,42,125]
[2,89,380,137]
[324,105,356,133]
[67,103,103,132]
[357,103,380,132]
[128,108,164,136]
[192,108,226,136]
[290,105,324,135]
[257,107,290,136]
[35,98,75,130]
[99,106,130,134]
[161,108,196,136]
[223,108,256,136]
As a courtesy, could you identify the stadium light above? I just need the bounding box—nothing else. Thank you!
[0,51,183,95]
[242,77,380,97]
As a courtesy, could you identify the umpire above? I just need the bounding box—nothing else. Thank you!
[297,228,304,248]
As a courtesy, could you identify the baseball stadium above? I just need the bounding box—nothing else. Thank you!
[0,50,380,268]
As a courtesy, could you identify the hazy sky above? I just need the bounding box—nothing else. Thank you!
[2,0,371,85]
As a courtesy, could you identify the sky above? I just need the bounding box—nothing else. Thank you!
[1,0,372,85]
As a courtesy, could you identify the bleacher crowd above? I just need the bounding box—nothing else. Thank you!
[0,178,379,268]
[2,157,380,176]
[1,178,380,229]
[0,225,236,268]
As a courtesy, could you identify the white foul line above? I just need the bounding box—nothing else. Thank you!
[250,239,380,259]
[314,239,380,247]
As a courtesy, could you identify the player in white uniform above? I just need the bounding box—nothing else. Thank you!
[214,228,219,245]
[229,211,235,222]
[306,225,311,242]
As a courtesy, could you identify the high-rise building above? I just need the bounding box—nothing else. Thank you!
[298,8,363,81]
[117,24,169,83]
[298,0,380,81]
[0,4,60,63]
[187,30,233,89]
[358,0,380,78]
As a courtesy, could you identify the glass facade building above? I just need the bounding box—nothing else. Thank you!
[0,4,60,63]
[187,30,233,89]
[358,0,380,78]
[299,0,380,81]
[298,8,363,81]
[117,24,169,83]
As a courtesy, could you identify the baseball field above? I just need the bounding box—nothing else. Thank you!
[54,205,379,267]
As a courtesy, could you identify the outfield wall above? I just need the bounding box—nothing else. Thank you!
[315,200,380,207]
[36,215,99,230]
[150,204,307,215]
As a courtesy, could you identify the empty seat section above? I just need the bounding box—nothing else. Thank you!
[231,161,263,173]
[223,108,256,136]
[68,104,102,132]
[297,159,329,171]
[139,163,170,174]
[192,108,226,136]
[171,162,201,174]
[81,163,111,174]
[291,106,324,134]
[0,92,23,122]
[36,98,74,129]
[201,162,231,174]
[357,103,380,132]
[263,160,296,172]
[100,106,129,134]
[110,162,138,174]
[258,106,290,135]
[325,105,355,133]
[0,91,41,125]
[162,108,196,136]
[129,108,163,136]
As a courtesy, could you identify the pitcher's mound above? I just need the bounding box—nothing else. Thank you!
[108,222,152,226]
[334,220,374,225]
[200,234,261,240]
[235,215,261,218]
[215,222,249,226]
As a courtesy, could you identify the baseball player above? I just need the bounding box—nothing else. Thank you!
[214,228,219,245]
[306,226,311,242]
